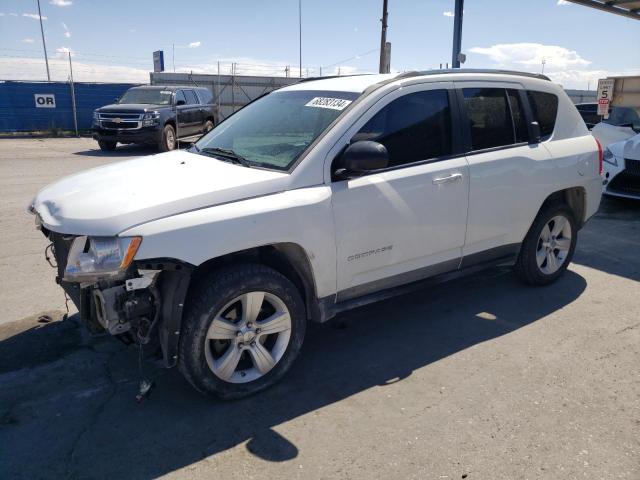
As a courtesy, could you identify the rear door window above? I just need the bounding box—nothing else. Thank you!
[462,88,515,150]
[352,89,453,168]
[184,90,199,105]
[526,91,558,138]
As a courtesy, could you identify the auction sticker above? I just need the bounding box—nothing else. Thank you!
[305,97,352,110]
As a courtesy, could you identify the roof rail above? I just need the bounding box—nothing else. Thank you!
[396,68,551,82]
[297,73,369,83]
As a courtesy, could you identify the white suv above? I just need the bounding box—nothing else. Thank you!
[30,70,603,399]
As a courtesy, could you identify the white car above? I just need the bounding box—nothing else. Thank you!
[602,132,640,199]
[29,70,603,399]
[591,106,640,148]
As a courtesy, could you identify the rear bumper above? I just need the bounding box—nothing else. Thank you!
[92,126,161,144]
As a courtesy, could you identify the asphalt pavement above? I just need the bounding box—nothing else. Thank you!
[0,138,638,479]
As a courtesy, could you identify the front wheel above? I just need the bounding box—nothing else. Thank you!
[178,264,306,399]
[514,204,577,286]
[98,140,117,151]
[158,124,176,152]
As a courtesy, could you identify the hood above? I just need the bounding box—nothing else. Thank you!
[622,132,640,161]
[97,103,165,113]
[608,132,640,160]
[31,150,289,236]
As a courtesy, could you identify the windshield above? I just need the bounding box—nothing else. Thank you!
[194,90,360,171]
[118,89,173,105]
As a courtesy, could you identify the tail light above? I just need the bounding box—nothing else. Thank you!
[595,137,603,175]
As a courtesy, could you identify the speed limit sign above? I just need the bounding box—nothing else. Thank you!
[596,79,615,118]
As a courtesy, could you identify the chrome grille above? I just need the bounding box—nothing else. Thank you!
[98,113,142,130]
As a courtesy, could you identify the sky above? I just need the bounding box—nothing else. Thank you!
[0,0,638,89]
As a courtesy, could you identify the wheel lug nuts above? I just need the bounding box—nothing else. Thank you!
[238,342,244,349]
[250,341,256,347]
[247,322,253,329]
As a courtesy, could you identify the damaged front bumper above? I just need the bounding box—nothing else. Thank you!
[46,230,192,368]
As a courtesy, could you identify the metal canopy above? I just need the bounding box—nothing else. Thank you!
[566,0,640,20]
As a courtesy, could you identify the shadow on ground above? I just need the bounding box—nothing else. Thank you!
[73,141,195,158]
[573,196,640,281]
[0,266,587,479]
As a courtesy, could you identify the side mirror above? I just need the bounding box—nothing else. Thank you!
[335,141,389,178]
[176,99,186,106]
[529,121,541,144]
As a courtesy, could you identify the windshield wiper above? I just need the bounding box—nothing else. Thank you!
[199,147,253,168]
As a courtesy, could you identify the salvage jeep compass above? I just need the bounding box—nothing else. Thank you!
[29,70,603,399]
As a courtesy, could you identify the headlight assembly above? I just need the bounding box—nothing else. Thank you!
[64,236,142,282]
[603,148,618,167]
[142,112,160,126]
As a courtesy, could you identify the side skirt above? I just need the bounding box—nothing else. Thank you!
[318,243,521,323]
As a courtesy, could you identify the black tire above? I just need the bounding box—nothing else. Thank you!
[158,124,176,152]
[514,203,577,286]
[203,119,214,133]
[97,140,117,151]
[178,264,306,399]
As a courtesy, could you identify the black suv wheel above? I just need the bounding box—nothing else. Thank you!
[98,140,117,151]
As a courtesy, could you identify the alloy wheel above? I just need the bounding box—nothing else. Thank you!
[204,291,292,383]
[536,214,572,275]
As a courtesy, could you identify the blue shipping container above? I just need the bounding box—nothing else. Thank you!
[0,80,141,132]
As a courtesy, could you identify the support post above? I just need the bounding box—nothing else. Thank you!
[68,52,78,136]
[37,0,50,81]
[451,0,464,68]
[378,0,389,74]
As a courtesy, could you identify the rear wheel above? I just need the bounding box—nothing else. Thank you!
[97,140,117,151]
[159,124,176,152]
[514,204,577,285]
[178,264,306,399]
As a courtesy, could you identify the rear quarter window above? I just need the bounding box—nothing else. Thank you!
[527,91,559,138]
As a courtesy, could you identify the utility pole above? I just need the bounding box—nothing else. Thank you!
[451,0,464,68]
[298,0,302,78]
[68,52,78,136]
[541,58,546,74]
[378,0,389,74]
[36,0,50,81]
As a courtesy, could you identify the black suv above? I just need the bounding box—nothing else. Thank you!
[575,103,599,129]
[92,86,218,152]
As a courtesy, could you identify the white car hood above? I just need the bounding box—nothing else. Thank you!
[32,150,289,236]
[608,132,640,160]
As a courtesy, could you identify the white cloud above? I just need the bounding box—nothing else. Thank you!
[22,38,35,43]
[0,56,149,83]
[467,42,637,89]
[62,22,71,37]
[0,13,4,16]
[55,46,74,58]
[188,41,201,48]
[23,13,47,20]
[50,0,73,6]
[443,11,455,17]
[9,13,18,17]
[557,0,569,5]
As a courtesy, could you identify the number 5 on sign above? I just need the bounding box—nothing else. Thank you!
[596,79,614,118]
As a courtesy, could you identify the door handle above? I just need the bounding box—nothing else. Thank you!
[432,173,463,185]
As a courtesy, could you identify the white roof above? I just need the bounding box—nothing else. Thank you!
[280,74,398,93]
